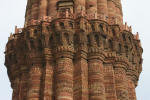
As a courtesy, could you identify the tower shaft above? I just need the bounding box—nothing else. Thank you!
[5,0,143,100]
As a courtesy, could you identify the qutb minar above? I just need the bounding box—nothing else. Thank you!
[5,0,143,100]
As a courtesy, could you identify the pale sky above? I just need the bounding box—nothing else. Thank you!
[0,0,150,100]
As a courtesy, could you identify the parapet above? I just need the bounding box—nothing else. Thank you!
[121,22,132,32]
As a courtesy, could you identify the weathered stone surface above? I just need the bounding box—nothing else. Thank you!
[5,0,143,100]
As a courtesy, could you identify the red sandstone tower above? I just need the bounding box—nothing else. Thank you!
[5,0,143,100]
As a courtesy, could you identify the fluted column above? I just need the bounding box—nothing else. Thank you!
[42,48,54,100]
[86,0,97,15]
[127,79,136,100]
[19,66,29,100]
[26,8,32,24]
[74,32,89,100]
[39,0,48,19]
[10,63,20,100]
[53,30,74,100]
[88,48,106,100]
[97,0,108,20]
[127,70,137,100]
[115,0,123,24]
[107,0,116,23]
[25,0,32,24]
[55,53,74,100]
[103,63,117,100]
[12,79,19,100]
[48,0,59,17]
[11,73,20,100]
[74,0,86,14]
[27,63,42,100]
[31,0,39,20]
[114,60,129,100]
